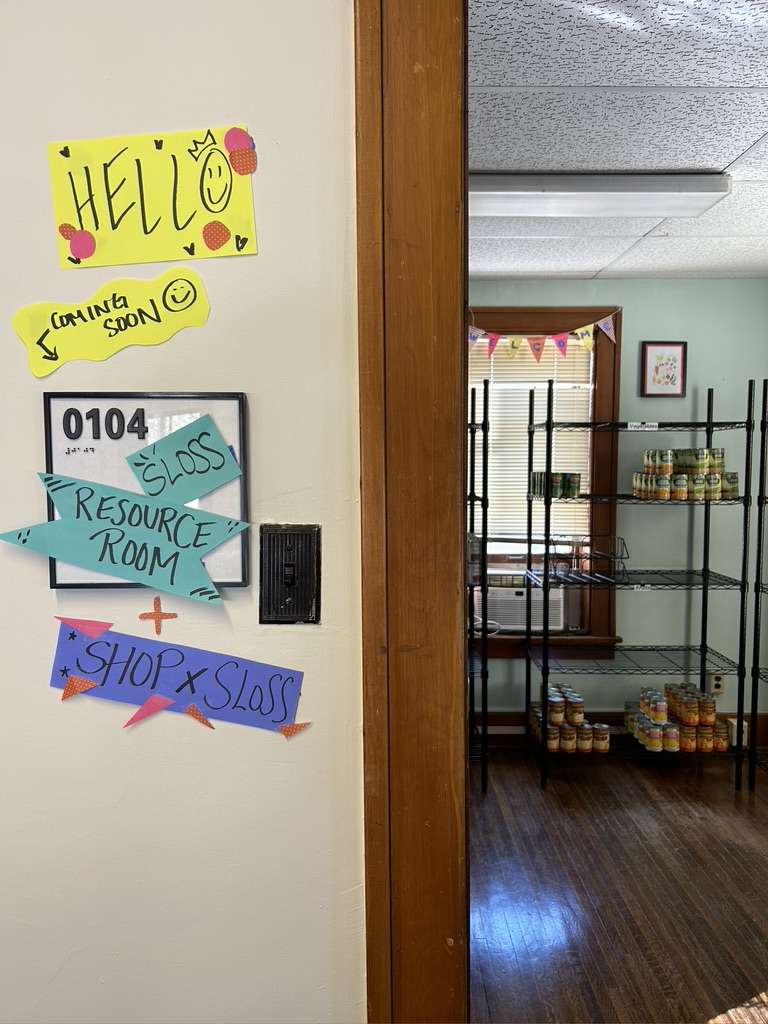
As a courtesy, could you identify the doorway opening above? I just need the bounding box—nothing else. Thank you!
[466,4,768,1024]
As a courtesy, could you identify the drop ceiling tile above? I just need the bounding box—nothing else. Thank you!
[469,0,768,87]
[651,182,768,236]
[470,236,634,277]
[599,236,768,277]
[469,89,768,172]
[729,134,768,180]
[470,215,662,238]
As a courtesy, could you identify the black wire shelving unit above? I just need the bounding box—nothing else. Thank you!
[526,378,755,791]
[467,380,490,792]
[749,380,768,790]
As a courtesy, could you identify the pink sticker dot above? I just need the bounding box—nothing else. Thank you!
[70,230,96,259]
[224,127,253,152]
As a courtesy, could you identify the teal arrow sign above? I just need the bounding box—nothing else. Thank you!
[0,473,248,603]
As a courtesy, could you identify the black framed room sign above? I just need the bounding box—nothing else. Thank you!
[43,392,249,589]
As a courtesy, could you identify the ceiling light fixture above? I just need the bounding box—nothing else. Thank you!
[468,174,731,218]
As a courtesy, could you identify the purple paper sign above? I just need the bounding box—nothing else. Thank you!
[50,620,303,732]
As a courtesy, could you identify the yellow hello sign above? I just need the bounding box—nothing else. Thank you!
[12,268,209,377]
[48,125,257,269]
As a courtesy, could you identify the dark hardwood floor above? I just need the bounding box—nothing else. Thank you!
[470,752,768,1024]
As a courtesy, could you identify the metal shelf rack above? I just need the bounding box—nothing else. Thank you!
[527,569,741,590]
[467,380,490,793]
[749,380,768,789]
[531,494,745,505]
[526,379,755,791]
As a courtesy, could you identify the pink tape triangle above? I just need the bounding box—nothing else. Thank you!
[55,616,113,639]
[123,694,174,728]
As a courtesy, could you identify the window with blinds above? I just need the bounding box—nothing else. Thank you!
[468,338,594,540]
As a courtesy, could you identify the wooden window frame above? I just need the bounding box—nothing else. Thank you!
[471,306,622,654]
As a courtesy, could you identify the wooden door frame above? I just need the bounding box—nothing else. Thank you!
[355,1,468,1021]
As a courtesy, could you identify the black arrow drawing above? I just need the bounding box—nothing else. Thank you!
[35,328,59,361]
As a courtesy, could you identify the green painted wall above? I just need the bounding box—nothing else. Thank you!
[469,278,768,714]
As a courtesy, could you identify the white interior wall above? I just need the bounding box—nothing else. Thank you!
[0,3,365,1022]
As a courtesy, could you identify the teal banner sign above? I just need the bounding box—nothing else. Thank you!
[127,413,241,505]
[0,473,247,603]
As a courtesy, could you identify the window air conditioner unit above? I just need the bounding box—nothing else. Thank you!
[475,587,565,632]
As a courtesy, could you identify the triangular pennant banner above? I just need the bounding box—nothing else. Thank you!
[61,675,98,701]
[468,325,484,346]
[55,616,113,639]
[486,332,500,357]
[184,704,215,729]
[506,336,524,359]
[573,323,595,351]
[123,694,174,728]
[280,722,312,739]
[596,314,616,344]
[551,333,568,358]
[528,336,546,363]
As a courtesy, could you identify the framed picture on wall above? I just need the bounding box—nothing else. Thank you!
[43,392,249,589]
[640,341,687,398]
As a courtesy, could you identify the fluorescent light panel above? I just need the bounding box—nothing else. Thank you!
[469,174,731,218]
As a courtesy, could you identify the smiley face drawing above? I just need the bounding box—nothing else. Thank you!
[161,278,198,313]
[199,147,233,213]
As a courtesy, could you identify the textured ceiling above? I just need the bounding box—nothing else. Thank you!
[469,0,768,87]
[469,90,768,173]
[469,0,768,277]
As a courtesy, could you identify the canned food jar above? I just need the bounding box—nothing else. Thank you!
[705,473,722,501]
[577,723,594,753]
[656,475,671,500]
[692,474,706,501]
[546,724,560,752]
[548,694,565,724]
[680,695,700,726]
[632,472,640,497]
[566,695,585,725]
[560,723,577,753]
[698,696,716,726]
[650,697,668,724]
[635,715,647,745]
[550,473,563,498]
[624,701,638,730]
[644,449,656,472]
[680,725,697,752]
[593,723,610,753]
[663,724,680,752]
[647,474,657,500]
[672,474,688,500]
[646,723,663,752]
[710,448,725,473]
[658,450,674,476]
[697,725,714,753]
[696,448,710,473]
[564,473,581,498]
[714,721,729,753]
[723,471,739,499]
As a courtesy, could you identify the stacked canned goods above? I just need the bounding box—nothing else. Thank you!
[530,471,582,498]
[624,682,729,755]
[632,449,738,501]
[536,684,611,754]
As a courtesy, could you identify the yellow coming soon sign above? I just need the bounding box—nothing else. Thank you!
[13,268,210,377]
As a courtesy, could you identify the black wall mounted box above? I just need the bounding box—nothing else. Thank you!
[259,525,321,624]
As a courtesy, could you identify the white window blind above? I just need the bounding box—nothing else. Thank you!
[468,337,594,539]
